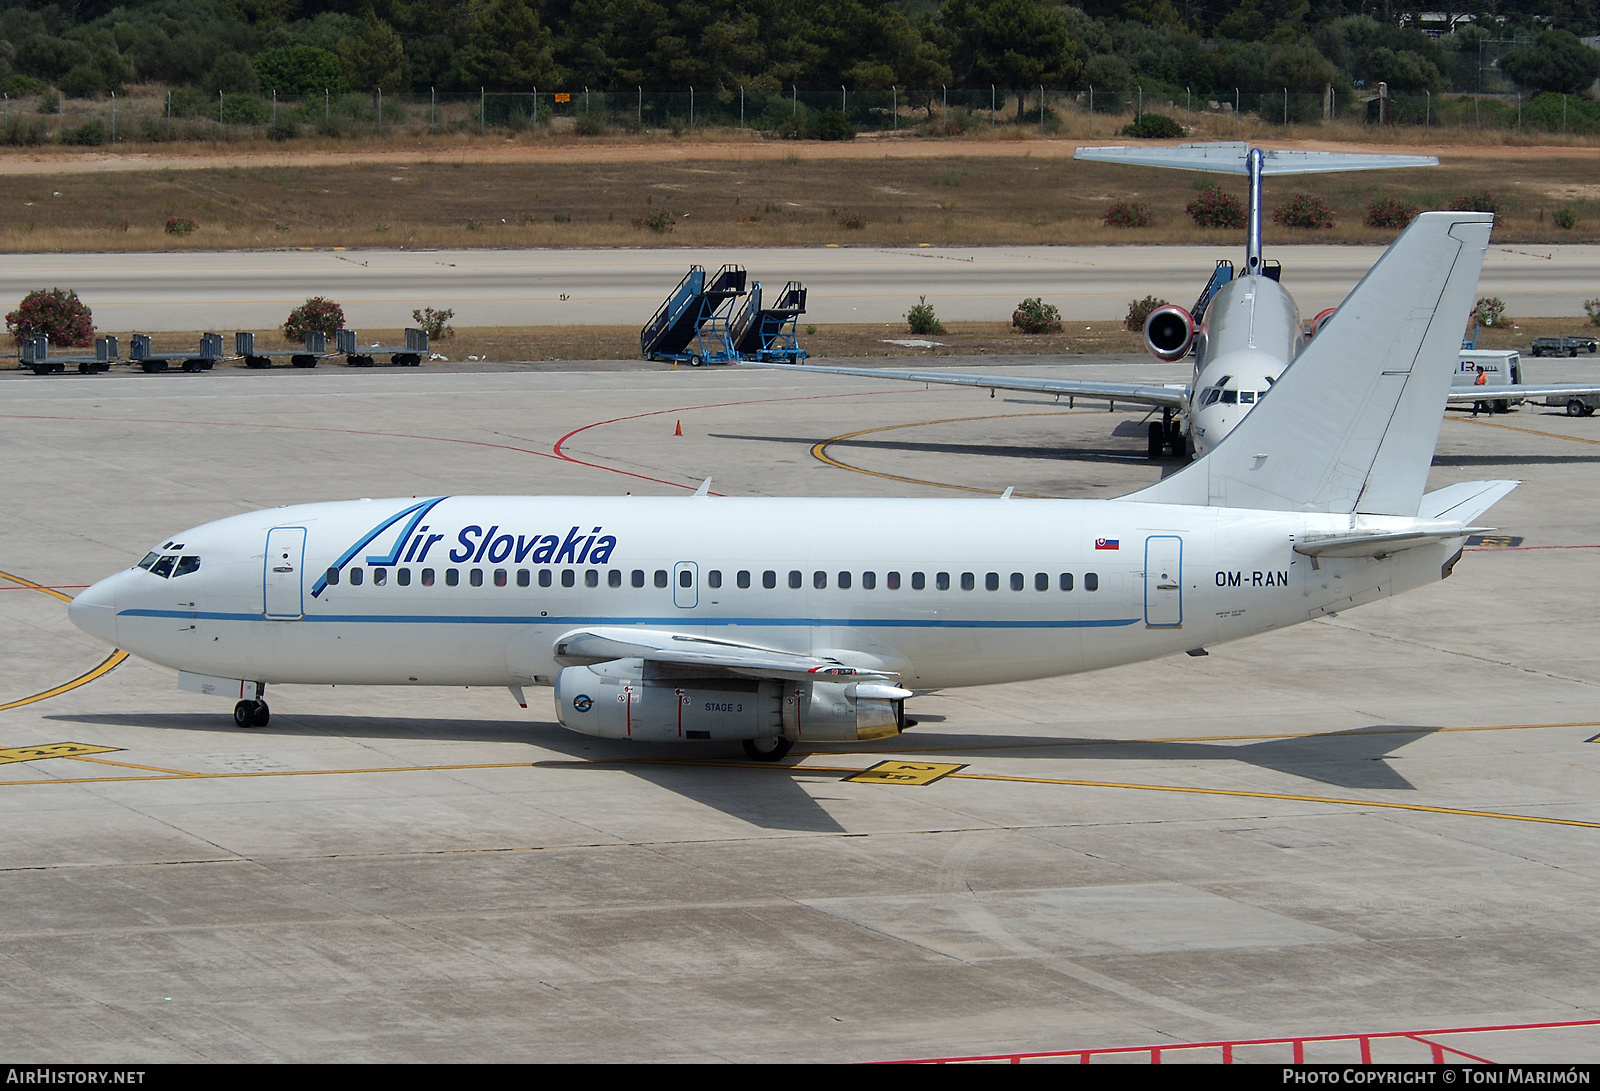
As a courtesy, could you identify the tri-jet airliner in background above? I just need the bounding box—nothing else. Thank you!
[71,212,1510,762]
[757,142,1600,459]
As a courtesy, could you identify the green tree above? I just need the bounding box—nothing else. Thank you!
[254,45,349,96]
[941,0,1081,118]
[458,0,559,90]
[1500,30,1600,95]
[338,10,404,93]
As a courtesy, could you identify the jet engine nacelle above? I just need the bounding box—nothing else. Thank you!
[1307,307,1338,338]
[1143,305,1196,362]
[554,659,905,742]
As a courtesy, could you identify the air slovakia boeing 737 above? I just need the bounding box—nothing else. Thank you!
[71,212,1510,762]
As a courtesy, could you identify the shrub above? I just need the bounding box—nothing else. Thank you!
[1186,185,1245,228]
[1272,193,1336,230]
[59,120,107,146]
[1475,297,1507,327]
[5,288,93,347]
[283,296,345,341]
[1120,112,1183,139]
[1125,295,1168,332]
[812,109,855,141]
[1553,205,1579,229]
[1012,298,1063,334]
[1103,200,1154,228]
[838,213,867,229]
[411,306,455,340]
[1365,197,1418,229]
[1450,191,1499,213]
[633,209,675,233]
[267,117,298,142]
[574,112,606,136]
[37,93,59,116]
[220,94,270,125]
[1585,298,1600,327]
[164,217,197,236]
[0,74,46,97]
[906,295,944,335]
[0,119,49,146]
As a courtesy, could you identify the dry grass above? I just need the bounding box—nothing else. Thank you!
[2,144,1599,252]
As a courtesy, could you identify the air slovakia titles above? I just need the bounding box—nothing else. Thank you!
[416,524,620,567]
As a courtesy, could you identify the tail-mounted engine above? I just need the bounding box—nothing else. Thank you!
[1307,307,1338,338]
[1144,305,1196,362]
[554,658,907,743]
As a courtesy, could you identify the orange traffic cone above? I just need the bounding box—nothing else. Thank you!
[674,420,682,436]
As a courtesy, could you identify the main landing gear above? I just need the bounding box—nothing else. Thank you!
[1147,409,1185,459]
[233,682,269,728]
[742,736,793,762]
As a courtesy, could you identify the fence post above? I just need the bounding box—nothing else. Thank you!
[740,85,743,130]
[1426,89,1430,130]
[1516,92,1520,130]
[841,85,845,114]
[942,83,947,121]
[377,88,382,131]
[639,86,642,127]
[1235,87,1239,133]
[431,86,435,129]
[325,88,329,124]
[480,86,484,134]
[532,88,538,128]
[1137,85,1142,119]
[218,89,223,125]
[892,86,897,131]
[1283,87,1287,128]
[1040,85,1045,131]
[3,92,7,127]
[271,87,275,123]
[689,85,694,131]
[990,84,995,128]
[1089,85,1093,117]
[166,89,170,137]
[1564,93,1568,134]
[792,84,796,116]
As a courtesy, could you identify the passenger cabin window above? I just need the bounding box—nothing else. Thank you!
[1010,572,1024,591]
[372,568,387,586]
[1059,573,1073,591]
[397,568,411,586]
[679,570,692,588]
[813,571,826,590]
[349,567,363,586]
[422,569,435,586]
[1035,573,1048,592]
[961,572,974,591]
[986,572,999,591]
[539,570,552,588]
[445,569,459,587]
[763,570,776,589]
[862,572,876,590]
[838,571,852,590]
[911,572,925,590]
[562,570,575,588]
[1085,572,1099,591]
[655,570,668,589]
[495,569,508,587]
[707,570,722,589]
[887,571,901,590]
[935,572,949,591]
[326,566,340,586]
[586,570,599,588]
[632,570,645,588]
[737,570,751,589]
[518,570,530,587]
[469,569,483,587]
[788,570,802,589]
[608,570,621,588]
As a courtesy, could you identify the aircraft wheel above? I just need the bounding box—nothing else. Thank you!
[742,736,792,762]
[1146,421,1164,459]
[234,700,257,728]
[252,701,270,727]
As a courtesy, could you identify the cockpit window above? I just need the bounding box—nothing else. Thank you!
[1239,391,1255,404]
[150,556,175,578]
[1221,389,1238,404]
[173,556,201,577]
[1203,388,1222,406]
[137,552,159,570]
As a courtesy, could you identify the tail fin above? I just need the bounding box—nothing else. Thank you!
[1127,211,1493,515]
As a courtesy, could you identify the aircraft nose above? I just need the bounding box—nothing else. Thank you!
[68,574,119,646]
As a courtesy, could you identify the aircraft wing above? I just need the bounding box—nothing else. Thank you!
[1447,383,1600,403]
[743,361,1190,411]
[553,627,899,682]
[1075,142,1438,175]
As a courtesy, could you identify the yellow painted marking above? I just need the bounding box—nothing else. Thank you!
[0,650,129,714]
[0,568,129,714]
[0,742,121,766]
[846,760,966,785]
[0,568,75,603]
[1451,417,1600,448]
[811,412,1089,495]
[68,755,204,776]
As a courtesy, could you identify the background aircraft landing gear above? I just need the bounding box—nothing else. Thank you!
[742,736,792,762]
[1148,412,1185,459]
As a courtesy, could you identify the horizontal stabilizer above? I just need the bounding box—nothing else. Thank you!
[1416,479,1519,522]
[1295,522,1495,559]
[553,627,897,682]
[1075,142,1438,175]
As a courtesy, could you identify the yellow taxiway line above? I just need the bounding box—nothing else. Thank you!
[0,567,128,714]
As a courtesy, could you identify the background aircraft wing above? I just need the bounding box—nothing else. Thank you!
[1074,142,1437,174]
[1447,383,1600,403]
[744,361,1190,410]
[554,627,899,682]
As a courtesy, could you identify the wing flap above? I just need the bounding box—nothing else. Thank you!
[553,627,897,682]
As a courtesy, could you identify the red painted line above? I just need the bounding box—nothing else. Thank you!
[878,1016,1600,1065]
[1410,1036,1495,1065]
[549,390,905,492]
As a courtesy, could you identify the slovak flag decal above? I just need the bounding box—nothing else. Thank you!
[1095,538,1120,550]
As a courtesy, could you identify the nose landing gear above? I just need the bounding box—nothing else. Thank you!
[233,682,270,728]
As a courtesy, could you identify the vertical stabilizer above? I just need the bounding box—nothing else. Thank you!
[1125,212,1493,515]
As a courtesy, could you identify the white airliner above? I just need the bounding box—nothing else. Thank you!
[762,143,1600,459]
[71,212,1511,762]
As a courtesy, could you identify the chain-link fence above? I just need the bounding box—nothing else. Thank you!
[0,83,1593,146]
